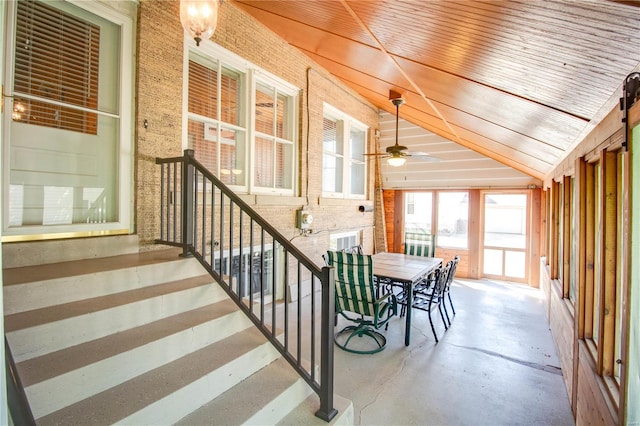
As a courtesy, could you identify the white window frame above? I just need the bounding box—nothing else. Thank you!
[183,39,299,196]
[1,0,134,239]
[322,104,367,199]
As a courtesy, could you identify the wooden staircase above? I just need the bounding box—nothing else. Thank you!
[3,247,353,425]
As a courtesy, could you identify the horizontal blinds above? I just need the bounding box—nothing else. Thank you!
[14,0,99,134]
[188,59,217,119]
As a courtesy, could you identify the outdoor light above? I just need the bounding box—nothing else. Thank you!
[180,0,219,46]
[387,155,406,167]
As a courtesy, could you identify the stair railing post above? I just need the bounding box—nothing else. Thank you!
[316,265,337,422]
[181,149,195,257]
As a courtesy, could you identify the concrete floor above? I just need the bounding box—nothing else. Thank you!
[332,278,575,426]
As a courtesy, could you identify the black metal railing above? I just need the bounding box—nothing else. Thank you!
[155,149,337,422]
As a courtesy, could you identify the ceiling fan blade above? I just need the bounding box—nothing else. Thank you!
[406,152,440,162]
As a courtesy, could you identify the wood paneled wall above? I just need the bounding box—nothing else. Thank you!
[576,342,617,426]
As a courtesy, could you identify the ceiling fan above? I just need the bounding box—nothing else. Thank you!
[368,95,440,167]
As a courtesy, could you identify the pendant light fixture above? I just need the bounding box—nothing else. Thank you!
[387,96,407,167]
[180,0,219,46]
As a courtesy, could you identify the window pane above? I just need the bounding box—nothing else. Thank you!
[350,127,366,195]
[275,140,293,189]
[189,57,218,119]
[255,83,274,135]
[188,120,218,172]
[437,192,468,248]
[405,192,432,233]
[276,92,289,139]
[593,164,601,345]
[323,116,342,193]
[614,153,624,382]
[350,162,365,195]
[484,249,502,275]
[14,0,101,134]
[570,178,576,302]
[323,117,339,154]
[252,82,294,191]
[220,128,245,186]
[221,67,240,125]
[505,251,526,279]
[254,136,273,187]
[484,193,527,249]
[558,182,564,282]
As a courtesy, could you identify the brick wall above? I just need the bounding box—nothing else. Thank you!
[136,0,379,265]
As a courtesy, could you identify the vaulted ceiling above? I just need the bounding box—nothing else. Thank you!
[234,0,640,181]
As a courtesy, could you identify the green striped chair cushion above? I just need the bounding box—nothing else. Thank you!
[326,251,376,317]
[404,232,436,257]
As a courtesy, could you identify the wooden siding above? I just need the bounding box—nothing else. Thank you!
[576,343,617,426]
[549,277,576,403]
[377,112,542,190]
[382,189,396,253]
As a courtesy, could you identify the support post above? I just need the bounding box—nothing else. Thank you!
[316,266,337,422]
[181,149,195,257]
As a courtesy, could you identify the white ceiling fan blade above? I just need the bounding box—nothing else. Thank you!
[405,152,440,162]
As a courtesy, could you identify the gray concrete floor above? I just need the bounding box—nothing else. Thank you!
[332,278,575,426]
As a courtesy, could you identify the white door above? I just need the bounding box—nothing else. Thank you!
[481,192,529,283]
[2,0,133,238]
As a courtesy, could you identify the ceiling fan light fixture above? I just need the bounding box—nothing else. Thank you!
[387,156,406,167]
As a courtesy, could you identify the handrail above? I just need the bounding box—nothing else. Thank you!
[5,337,36,425]
[155,149,337,421]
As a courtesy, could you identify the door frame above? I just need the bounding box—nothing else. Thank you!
[479,190,531,284]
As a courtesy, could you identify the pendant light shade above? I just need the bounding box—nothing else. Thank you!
[387,155,406,167]
[180,0,219,46]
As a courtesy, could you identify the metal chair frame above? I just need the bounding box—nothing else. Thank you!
[442,255,459,325]
[398,263,450,343]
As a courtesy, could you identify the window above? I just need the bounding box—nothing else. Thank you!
[570,177,577,303]
[614,152,624,384]
[186,44,298,194]
[329,231,361,252]
[583,149,627,399]
[404,192,432,233]
[322,105,367,198]
[3,0,133,236]
[557,180,565,284]
[13,0,100,134]
[188,55,246,186]
[589,163,602,348]
[254,83,294,190]
[437,192,468,249]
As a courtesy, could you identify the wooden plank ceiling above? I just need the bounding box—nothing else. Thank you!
[233,0,640,182]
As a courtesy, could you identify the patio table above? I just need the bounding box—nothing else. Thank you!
[373,252,443,346]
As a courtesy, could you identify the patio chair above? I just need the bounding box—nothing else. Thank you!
[442,255,459,325]
[326,250,397,354]
[404,232,436,257]
[399,263,450,343]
